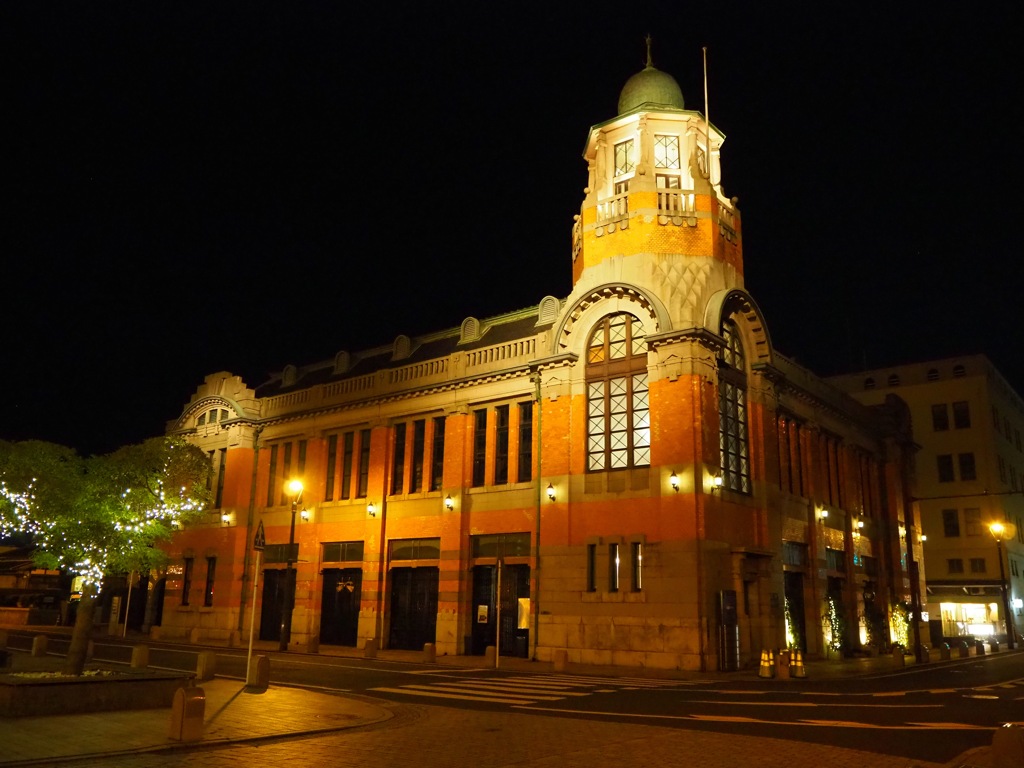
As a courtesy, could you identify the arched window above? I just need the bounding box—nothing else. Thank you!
[586,313,649,471]
[719,318,751,493]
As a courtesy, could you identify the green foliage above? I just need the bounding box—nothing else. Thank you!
[0,437,211,588]
[826,596,847,652]
[784,596,804,651]
[890,601,911,648]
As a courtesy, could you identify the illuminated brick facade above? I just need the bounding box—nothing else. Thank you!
[158,55,923,671]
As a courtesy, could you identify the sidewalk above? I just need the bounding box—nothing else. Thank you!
[0,626,1010,767]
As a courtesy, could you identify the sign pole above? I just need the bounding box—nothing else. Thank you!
[246,521,266,684]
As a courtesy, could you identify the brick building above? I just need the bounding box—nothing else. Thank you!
[156,50,925,671]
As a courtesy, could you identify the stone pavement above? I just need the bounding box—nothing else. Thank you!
[0,629,1007,767]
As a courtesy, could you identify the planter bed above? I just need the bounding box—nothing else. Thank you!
[0,667,191,717]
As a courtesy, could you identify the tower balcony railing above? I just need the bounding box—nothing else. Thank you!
[596,190,629,224]
[657,189,696,217]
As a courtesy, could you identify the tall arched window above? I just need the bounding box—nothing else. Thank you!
[719,318,751,493]
[586,313,650,471]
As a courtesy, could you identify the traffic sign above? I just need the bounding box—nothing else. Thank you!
[253,520,266,551]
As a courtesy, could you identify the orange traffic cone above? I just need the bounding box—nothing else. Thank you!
[758,648,775,678]
[789,649,807,678]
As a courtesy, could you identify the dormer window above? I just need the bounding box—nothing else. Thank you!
[614,139,635,177]
[654,135,680,168]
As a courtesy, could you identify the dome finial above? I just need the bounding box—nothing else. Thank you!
[645,34,653,68]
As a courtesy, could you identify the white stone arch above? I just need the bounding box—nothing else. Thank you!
[703,288,773,367]
[175,396,245,431]
[552,283,671,359]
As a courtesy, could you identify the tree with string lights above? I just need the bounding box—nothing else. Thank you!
[0,436,210,674]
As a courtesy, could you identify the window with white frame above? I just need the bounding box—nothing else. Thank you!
[586,314,650,471]
[614,139,635,177]
[654,135,680,168]
[719,319,751,493]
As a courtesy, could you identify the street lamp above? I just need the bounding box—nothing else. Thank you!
[989,521,1016,650]
[279,478,303,652]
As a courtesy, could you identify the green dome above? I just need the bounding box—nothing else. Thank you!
[617,64,685,114]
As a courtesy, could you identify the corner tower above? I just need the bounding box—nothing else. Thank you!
[571,41,742,330]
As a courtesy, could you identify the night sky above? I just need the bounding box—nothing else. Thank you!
[3,3,1019,456]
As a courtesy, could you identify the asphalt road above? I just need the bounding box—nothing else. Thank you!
[18,633,1024,765]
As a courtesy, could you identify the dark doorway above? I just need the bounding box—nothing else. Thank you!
[320,568,362,646]
[259,569,289,641]
[388,567,438,650]
[470,564,530,657]
[150,577,165,628]
[125,573,148,632]
[783,571,807,651]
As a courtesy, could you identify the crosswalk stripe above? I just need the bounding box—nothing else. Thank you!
[399,684,566,701]
[509,674,689,688]
[370,687,532,705]
[443,681,590,696]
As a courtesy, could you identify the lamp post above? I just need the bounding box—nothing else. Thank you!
[279,478,303,652]
[989,522,1016,650]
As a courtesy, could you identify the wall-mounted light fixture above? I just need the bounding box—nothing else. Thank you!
[711,474,723,492]
[920,534,927,542]
[817,508,829,522]
[856,520,864,529]
[367,502,376,517]
[221,513,232,526]
[669,472,680,493]
[300,509,310,522]
[444,494,454,511]
[546,483,556,502]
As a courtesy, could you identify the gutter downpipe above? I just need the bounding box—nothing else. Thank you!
[237,424,263,634]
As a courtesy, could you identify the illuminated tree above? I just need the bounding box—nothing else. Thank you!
[0,437,210,674]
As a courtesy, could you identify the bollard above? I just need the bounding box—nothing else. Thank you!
[993,723,1024,768]
[422,642,436,663]
[484,645,497,666]
[363,638,378,659]
[776,649,790,677]
[976,640,987,656]
[195,650,216,682]
[939,643,951,661]
[31,635,48,657]
[246,655,269,693]
[130,644,149,669]
[891,646,905,667]
[990,640,999,653]
[958,641,970,658]
[552,649,568,672]
[169,686,205,742]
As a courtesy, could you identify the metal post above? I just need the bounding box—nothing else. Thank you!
[495,558,502,669]
[246,550,261,680]
[997,538,1016,650]
[279,497,298,652]
[122,570,134,638]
